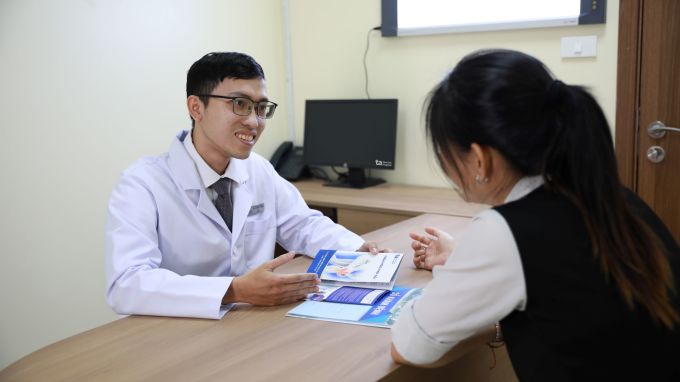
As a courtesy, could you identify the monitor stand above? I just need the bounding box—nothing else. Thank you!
[324,167,385,189]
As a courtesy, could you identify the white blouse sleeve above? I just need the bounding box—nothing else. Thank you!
[391,209,527,365]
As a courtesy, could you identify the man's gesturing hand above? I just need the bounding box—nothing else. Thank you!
[223,252,320,306]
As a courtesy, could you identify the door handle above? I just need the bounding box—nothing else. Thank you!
[648,121,680,139]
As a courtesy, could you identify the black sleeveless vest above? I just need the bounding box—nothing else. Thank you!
[494,186,680,381]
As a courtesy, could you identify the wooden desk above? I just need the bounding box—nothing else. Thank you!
[294,179,488,234]
[0,214,516,382]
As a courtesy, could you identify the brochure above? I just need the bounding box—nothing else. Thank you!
[308,285,390,305]
[307,249,404,290]
[286,286,422,328]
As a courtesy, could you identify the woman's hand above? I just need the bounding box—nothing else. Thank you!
[410,227,455,270]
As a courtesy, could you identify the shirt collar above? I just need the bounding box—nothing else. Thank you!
[182,129,249,187]
[504,175,544,203]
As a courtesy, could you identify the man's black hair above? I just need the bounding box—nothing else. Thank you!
[186,52,265,124]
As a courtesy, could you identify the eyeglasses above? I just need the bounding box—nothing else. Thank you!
[195,94,278,119]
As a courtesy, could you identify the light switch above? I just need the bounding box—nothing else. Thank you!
[561,36,597,58]
[573,41,583,54]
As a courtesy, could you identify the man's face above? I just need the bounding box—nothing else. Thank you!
[191,77,268,171]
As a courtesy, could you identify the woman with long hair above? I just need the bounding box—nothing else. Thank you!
[390,50,679,380]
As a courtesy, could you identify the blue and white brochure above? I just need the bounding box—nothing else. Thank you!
[307,249,404,290]
[307,285,389,305]
[286,286,422,328]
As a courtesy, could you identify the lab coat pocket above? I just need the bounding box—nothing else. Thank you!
[243,218,277,270]
[243,218,276,236]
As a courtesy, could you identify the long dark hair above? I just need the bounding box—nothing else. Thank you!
[426,49,678,328]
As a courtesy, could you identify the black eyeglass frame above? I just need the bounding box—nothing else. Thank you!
[194,94,278,119]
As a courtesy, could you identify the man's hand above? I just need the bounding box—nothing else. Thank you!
[410,227,455,270]
[222,252,320,306]
[356,241,391,255]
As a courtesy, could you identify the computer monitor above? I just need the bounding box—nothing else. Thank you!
[303,99,398,188]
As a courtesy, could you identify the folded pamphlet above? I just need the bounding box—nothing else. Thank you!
[307,249,404,290]
[286,286,422,328]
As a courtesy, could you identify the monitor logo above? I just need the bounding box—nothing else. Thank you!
[375,159,393,167]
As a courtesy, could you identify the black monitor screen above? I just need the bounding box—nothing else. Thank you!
[303,99,397,170]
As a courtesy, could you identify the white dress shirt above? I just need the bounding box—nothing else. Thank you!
[183,130,229,203]
[391,176,544,364]
[105,130,364,319]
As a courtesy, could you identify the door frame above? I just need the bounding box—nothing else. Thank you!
[615,0,642,190]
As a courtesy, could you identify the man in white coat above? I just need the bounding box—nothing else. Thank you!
[105,52,377,319]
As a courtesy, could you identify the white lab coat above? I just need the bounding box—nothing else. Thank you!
[105,131,364,319]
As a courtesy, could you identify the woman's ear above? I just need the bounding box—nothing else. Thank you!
[187,95,204,124]
[469,143,492,182]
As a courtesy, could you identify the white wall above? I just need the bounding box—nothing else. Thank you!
[0,0,288,369]
[0,0,620,369]
[288,0,620,187]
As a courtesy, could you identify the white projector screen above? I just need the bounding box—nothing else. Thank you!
[381,0,606,37]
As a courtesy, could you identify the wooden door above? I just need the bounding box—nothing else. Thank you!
[616,0,680,242]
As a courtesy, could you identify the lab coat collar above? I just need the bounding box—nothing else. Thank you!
[182,129,250,188]
[167,131,230,235]
[169,130,203,191]
[168,130,253,240]
[169,130,250,190]
[224,158,252,242]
